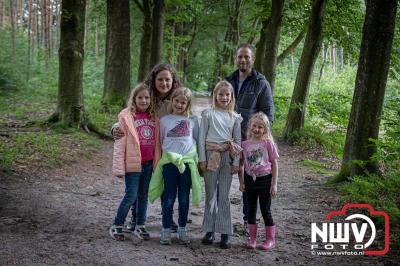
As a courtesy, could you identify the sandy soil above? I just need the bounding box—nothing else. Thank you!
[0,97,398,265]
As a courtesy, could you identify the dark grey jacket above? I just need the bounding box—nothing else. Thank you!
[225,69,274,139]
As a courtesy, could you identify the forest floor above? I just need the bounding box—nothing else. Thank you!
[0,97,398,265]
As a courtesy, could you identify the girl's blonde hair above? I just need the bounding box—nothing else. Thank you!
[167,87,193,117]
[212,80,236,116]
[246,112,273,141]
[127,83,154,117]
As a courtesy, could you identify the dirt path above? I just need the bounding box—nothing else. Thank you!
[0,97,397,265]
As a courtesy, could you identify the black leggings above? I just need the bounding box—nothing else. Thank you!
[246,185,274,226]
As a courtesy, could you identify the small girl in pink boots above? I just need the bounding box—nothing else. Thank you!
[239,112,279,250]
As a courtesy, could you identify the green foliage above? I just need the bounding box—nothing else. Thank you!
[1,132,65,169]
[301,159,337,176]
[339,172,400,229]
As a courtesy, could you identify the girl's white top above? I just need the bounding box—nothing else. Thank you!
[160,114,199,155]
[198,108,242,165]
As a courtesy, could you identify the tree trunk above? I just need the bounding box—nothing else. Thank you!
[277,29,305,64]
[16,0,21,27]
[135,0,153,82]
[150,0,165,68]
[332,45,336,74]
[261,0,285,93]
[54,0,86,127]
[0,0,3,31]
[221,0,242,66]
[283,0,327,138]
[48,0,53,56]
[95,15,99,68]
[216,0,242,79]
[339,46,344,69]
[318,47,328,82]
[31,0,36,56]
[9,0,16,57]
[55,0,60,51]
[28,0,34,80]
[337,0,397,180]
[83,0,89,52]
[254,18,269,71]
[36,0,40,48]
[41,0,47,51]
[103,0,131,107]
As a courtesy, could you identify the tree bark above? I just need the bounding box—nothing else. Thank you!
[49,0,53,56]
[9,0,16,57]
[55,0,60,51]
[103,0,131,107]
[95,15,99,68]
[28,0,34,80]
[221,0,242,66]
[55,0,86,127]
[36,0,40,48]
[283,0,327,138]
[337,0,397,179]
[261,0,285,93]
[216,0,242,79]
[277,29,305,64]
[41,0,47,51]
[135,0,153,82]
[150,0,165,68]
[83,0,89,52]
[254,18,269,71]
[0,0,3,31]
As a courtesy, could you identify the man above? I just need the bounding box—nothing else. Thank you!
[226,43,274,235]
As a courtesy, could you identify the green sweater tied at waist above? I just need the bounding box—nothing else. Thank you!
[148,147,202,206]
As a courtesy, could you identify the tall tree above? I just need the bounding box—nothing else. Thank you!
[337,0,398,180]
[103,0,131,107]
[53,0,87,127]
[283,0,328,138]
[135,0,153,81]
[150,0,165,68]
[261,0,285,93]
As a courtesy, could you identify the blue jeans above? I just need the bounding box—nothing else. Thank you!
[114,172,141,225]
[129,161,153,225]
[162,163,191,228]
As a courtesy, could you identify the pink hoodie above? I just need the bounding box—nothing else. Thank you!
[112,108,161,176]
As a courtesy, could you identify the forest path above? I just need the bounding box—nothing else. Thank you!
[0,97,396,265]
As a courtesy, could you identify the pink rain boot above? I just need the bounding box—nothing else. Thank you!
[246,224,257,249]
[258,225,276,250]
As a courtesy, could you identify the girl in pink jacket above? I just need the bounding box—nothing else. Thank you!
[109,83,157,241]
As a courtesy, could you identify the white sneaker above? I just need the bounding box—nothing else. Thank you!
[177,227,190,244]
[134,225,150,240]
[160,228,171,245]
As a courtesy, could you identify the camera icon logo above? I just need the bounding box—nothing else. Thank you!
[311,203,390,256]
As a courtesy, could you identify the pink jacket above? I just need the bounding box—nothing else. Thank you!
[112,108,161,176]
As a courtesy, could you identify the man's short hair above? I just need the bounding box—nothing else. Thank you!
[236,43,255,57]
